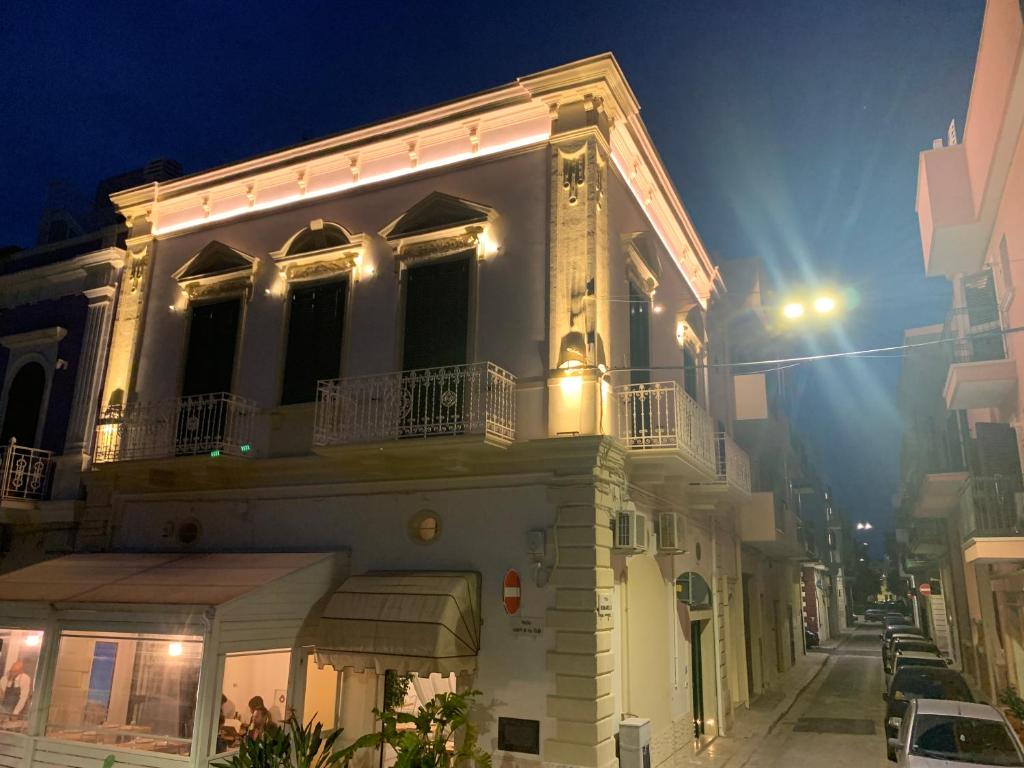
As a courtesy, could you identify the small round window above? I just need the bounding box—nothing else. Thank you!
[409,511,441,544]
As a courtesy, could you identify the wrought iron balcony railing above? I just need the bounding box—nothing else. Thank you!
[944,306,1006,364]
[0,439,54,502]
[715,431,752,496]
[960,475,1022,539]
[314,362,517,446]
[93,392,259,463]
[615,381,717,475]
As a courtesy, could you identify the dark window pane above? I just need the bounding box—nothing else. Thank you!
[182,299,240,396]
[683,346,698,401]
[282,279,347,404]
[0,362,46,445]
[402,255,470,370]
[629,282,650,385]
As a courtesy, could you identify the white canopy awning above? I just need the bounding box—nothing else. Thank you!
[303,572,481,676]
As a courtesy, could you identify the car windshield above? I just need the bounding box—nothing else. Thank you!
[897,642,938,654]
[896,657,945,672]
[910,715,1024,766]
[890,671,972,708]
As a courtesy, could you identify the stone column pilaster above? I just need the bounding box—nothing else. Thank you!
[64,286,117,453]
[544,438,623,768]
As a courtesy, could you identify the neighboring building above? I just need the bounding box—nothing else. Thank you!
[709,258,813,694]
[911,0,1024,701]
[0,162,179,569]
[0,56,844,768]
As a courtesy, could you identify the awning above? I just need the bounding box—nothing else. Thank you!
[0,552,333,606]
[303,571,481,675]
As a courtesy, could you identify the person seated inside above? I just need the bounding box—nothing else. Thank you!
[247,706,277,741]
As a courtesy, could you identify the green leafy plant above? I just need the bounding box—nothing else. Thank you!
[383,671,414,711]
[342,690,491,768]
[213,715,345,768]
[1000,687,1024,721]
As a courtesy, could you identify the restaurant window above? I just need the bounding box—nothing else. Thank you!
[217,649,291,754]
[281,279,347,405]
[0,628,44,732]
[47,631,202,756]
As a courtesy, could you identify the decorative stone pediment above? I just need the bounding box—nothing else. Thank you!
[381,192,496,261]
[623,232,661,294]
[270,220,367,284]
[173,241,256,300]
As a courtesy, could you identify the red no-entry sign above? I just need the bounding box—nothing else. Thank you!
[919,583,932,597]
[503,570,522,615]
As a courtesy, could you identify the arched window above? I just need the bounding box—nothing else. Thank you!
[1,362,47,446]
[286,222,350,256]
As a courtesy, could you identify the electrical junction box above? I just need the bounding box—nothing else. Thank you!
[526,529,546,559]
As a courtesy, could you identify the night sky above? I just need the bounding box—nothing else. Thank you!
[1,1,984,549]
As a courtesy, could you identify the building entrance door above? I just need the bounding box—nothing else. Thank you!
[691,619,704,738]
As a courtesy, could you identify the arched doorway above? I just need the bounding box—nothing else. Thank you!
[1,362,46,446]
[677,571,714,740]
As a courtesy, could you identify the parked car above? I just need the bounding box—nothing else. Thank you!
[885,615,916,631]
[884,636,941,674]
[884,667,974,751]
[866,607,888,623]
[885,652,953,695]
[888,699,1023,765]
[805,628,819,648]
[882,624,924,648]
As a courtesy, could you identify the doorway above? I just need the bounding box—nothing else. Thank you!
[400,255,471,437]
[1,362,46,446]
[690,619,704,738]
[742,575,754,698]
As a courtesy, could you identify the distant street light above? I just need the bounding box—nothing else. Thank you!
[856,522,873,530]
[782,302,806,320]
[778,287,845,323]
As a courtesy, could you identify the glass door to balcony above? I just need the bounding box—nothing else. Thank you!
[1,361,45,446]
[962,270,1003,361]
[400,255,470,438]
[178,298,241,455]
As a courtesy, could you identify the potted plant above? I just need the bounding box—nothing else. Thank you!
[342,690,491,768]
[213,714,346,768]
[999,687,1024,740]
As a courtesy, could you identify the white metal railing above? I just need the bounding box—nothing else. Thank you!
[0,439,54,501]
[314,362,517,446]
[715,431,752,496]
[616,381,716,474]
[93,392,258,463]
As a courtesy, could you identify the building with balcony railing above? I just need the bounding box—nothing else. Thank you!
[0,56,835,768]
[912,0,1024,703]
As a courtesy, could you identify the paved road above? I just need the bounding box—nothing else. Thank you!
[740,623,890,768]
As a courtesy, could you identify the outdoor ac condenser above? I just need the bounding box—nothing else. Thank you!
[613,503,646,554]
[618,717,651,768]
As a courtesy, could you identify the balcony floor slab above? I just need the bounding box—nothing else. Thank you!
[944,359,1017,410]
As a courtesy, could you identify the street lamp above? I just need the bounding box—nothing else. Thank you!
[856,522,873,531]
[777,287,845,323]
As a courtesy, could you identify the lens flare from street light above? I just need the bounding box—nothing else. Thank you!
[782,302,805,320]
[813,295,837,314]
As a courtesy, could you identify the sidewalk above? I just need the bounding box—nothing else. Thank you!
[667,636,844,768]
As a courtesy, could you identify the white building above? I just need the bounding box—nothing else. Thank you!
[0,55,806,768]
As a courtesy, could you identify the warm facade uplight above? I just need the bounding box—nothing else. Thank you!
[167,642,183,657]
[782,302,805,319]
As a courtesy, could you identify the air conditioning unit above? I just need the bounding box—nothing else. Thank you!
[613,502,647,554]
[658,512,685,553]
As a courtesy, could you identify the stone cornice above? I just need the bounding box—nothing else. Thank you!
[0,326,67,350]
[0,247,125,309]
[109,53,716,307]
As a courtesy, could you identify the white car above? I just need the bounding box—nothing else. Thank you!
[889,698,1024,766]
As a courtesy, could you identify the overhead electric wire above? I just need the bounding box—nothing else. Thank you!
[603,324,1024,373]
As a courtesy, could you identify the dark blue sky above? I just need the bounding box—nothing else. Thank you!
[1,1,984,545]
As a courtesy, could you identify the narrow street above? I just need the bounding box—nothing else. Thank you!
[739,623,888,768]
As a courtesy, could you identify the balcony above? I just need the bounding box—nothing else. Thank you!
[615,381,717,481]
[943,307,1016,410]
[961,475,1024,564]
[739,491,806,558]
[909,519,946,558]
[0,440,54,504]
[916,143,986,277]
[93,392,259,463]
[313,362,517,449]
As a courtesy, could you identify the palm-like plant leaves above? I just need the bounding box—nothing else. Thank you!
[213,715,345,768]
